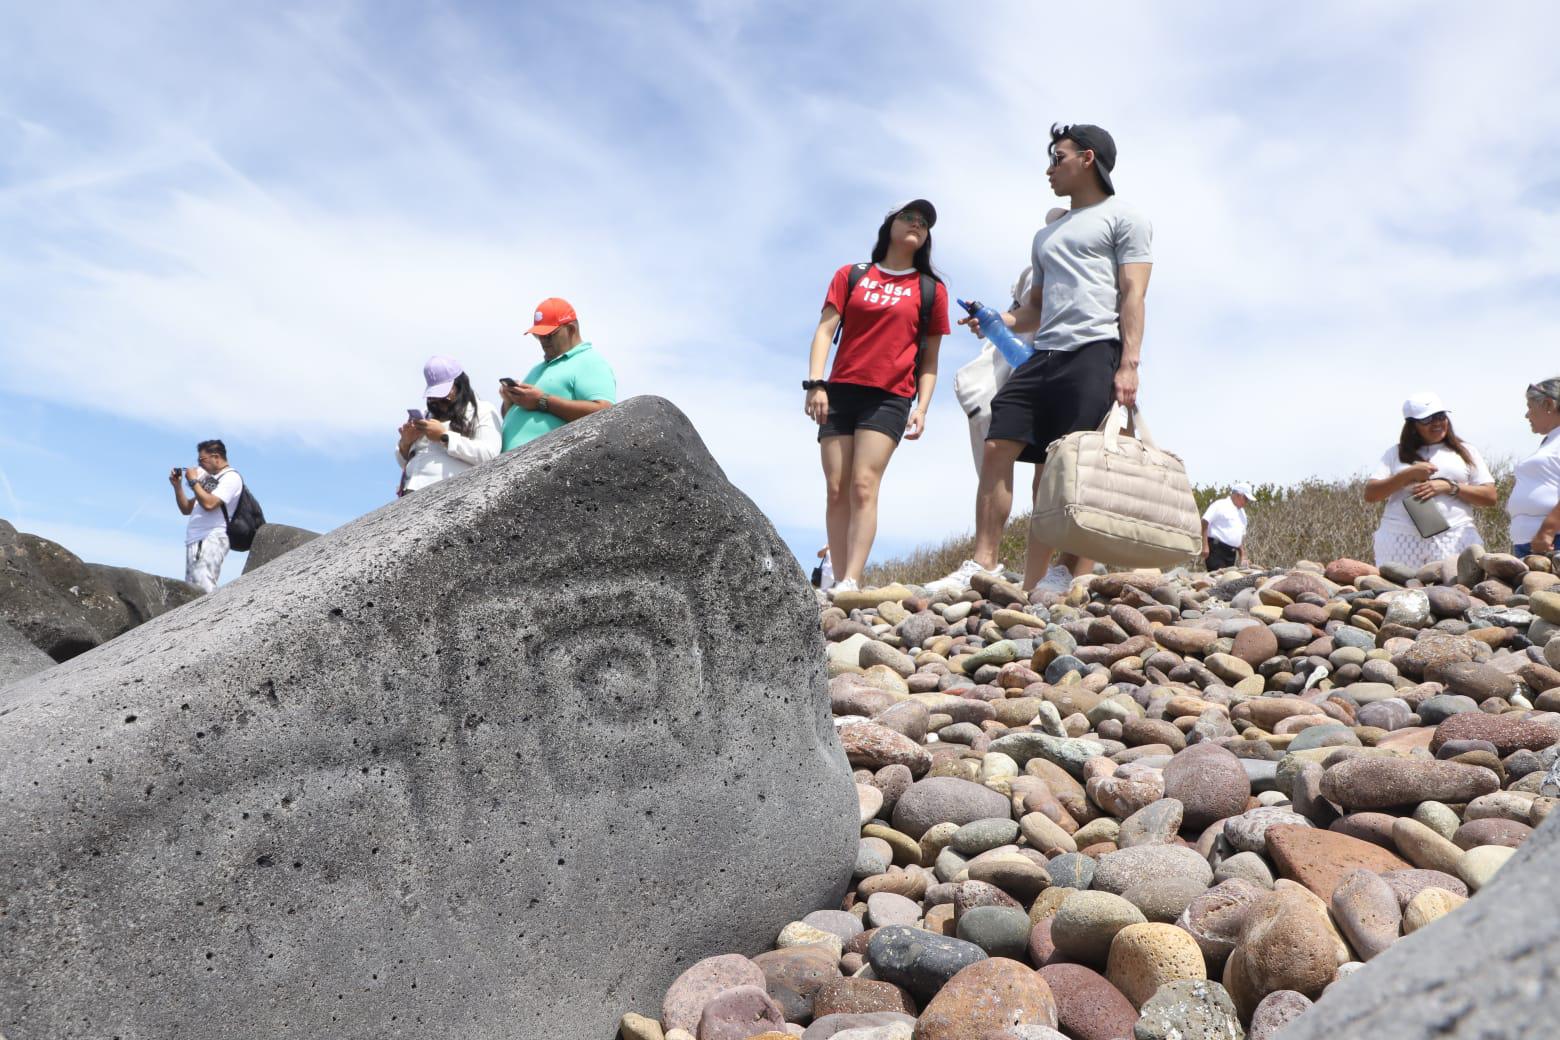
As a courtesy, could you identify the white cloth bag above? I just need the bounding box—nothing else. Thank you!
[953,343,1013,475]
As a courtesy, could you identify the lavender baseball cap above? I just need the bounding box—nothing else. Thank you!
[423,356,464,398]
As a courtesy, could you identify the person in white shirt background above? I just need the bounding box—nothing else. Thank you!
[396,356,502,495]
[1201,482,1254,570]
[1509,376,1560,557]
[1363,392,1497,569]
[168,438,242,592]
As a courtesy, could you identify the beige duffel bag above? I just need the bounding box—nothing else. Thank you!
[1030,404,1201,568]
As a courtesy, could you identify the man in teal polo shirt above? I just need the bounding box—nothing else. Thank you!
[499,296,617,451]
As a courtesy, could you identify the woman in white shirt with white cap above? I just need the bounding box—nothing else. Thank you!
[1509,376,1560,557]
[396,356,502,494]
[1363,391,1497,569]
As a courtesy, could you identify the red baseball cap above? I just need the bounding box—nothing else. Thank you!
[527,297,578,335]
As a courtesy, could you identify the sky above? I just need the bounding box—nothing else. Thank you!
[2,1,1558,584]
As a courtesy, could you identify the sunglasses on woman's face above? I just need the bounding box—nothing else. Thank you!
[1414,412,1449,424]
[894,212,929,229]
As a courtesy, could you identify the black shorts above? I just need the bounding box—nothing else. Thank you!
[987,339,1122,463]
[817,382,913,443]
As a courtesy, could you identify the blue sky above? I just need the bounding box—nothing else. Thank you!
[2,1,1558,583]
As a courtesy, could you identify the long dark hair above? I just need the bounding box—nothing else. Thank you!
[429,372,479,438]
[870,211,944,284]
[1398,417,1473,467]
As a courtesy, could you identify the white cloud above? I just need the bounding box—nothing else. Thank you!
[2,1,1559,576]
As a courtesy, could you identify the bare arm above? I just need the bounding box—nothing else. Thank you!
[804,306,841,425]
[904,335,941,440]
[1444,480,1499,508]
[1533,501,1560,553]
[1113,262,1152,408]
[809,306,840,381]
[190,481,223,511]
[171,479,195,516]
[546,397,611,422]
[1006,280,1045,335]
[1363,462,1434,503]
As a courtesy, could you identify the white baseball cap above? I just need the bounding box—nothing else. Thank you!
[1402,392,1448,421]
[1232,482,1255,499]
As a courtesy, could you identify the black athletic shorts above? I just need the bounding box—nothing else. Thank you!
[816,381,914,443]
[987,338,1122,463]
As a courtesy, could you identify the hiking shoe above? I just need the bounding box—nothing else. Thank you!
[1031,564,1073,595]
[922,559,1001,598]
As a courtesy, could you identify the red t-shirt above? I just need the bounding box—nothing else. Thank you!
[824,263,951,399]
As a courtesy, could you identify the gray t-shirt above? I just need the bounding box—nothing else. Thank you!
[1029,196,1153,352]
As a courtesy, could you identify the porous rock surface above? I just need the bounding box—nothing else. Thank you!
[0,618,52,686]
[1279,811,1560,1038]
[0,397,858,1040]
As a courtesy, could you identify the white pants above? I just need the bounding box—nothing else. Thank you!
[1372,524,1483,571]
[185,529,230,592]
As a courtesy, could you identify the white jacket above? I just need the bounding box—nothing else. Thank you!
[397,399,503,492]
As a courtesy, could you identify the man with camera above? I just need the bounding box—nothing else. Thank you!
[169,439,243,592]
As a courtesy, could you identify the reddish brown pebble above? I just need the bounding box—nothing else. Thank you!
[1265,824,1410,900]
[1038,962,1139,1040]
[810,977,917,1017]
[915,957,1058,1040]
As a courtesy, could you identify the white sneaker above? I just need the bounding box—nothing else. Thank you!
[922,559,1001,597]
[829,578,860,597]
[1032,564,1074,595]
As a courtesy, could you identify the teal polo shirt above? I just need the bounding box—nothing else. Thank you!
[501,342,617,451]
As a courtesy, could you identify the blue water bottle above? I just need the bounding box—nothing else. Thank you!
[958,298,1035,368]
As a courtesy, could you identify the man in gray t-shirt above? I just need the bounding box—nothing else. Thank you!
[925,123,1154,601]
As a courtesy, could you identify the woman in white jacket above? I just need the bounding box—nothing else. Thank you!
[396,356,502,494]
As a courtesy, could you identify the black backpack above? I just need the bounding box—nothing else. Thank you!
[218,474,266,552]
[834,262,938,391]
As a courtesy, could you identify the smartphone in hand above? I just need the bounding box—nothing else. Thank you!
[407,408,424,421]
[499,378,517,388]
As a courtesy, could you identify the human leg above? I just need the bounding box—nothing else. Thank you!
[840,429,899,582]
[974,438,1025,570]
[819,435,854,585]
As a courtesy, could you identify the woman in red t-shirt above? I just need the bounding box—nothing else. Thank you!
[804,199,951,594]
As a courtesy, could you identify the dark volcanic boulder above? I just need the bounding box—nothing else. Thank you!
[0,397,858,1040]
[242,522,321,574]
[0,520,200,660]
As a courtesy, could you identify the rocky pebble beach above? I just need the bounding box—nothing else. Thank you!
[620,545,1560,1040]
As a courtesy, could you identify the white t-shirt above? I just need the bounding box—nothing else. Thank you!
[1370,442,1493,536]
[1028,196,1153,353]
[186,468,243,545]
[398,399,503,493]
[1509,429,1560,543]
[1202,496,1248,547]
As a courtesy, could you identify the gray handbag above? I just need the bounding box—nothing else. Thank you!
[1403,493,1451,538]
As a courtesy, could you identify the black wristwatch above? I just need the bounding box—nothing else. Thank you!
[802,379,826,391]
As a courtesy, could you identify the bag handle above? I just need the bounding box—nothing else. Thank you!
[1099,403,1160,452]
